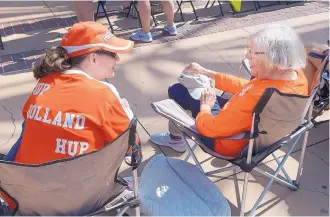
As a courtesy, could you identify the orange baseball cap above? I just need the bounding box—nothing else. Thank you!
[60,21,134,57]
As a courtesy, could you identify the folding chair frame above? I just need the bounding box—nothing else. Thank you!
[95,1,115,34]
[286,0,305,5]
[310,47,330,125]
[176,0,199,21]
[126,1,158,27]
[204,0,224,17]
[171,97,315,216]
[0,118,142,216]
[0,33,3,50]
[256,1,280,9]
[151,85,318,216]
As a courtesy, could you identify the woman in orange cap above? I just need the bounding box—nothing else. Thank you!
[4,21,135,164]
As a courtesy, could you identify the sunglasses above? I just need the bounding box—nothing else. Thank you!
[247,47,265,56]
[95,50,118,59]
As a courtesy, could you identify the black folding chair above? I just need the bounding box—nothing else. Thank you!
[95,1,115,33]
[204,0,224,17]
[0,32,4,50]
[176,0,199,21]
[309,43,330,124]
[126,1,158,27]
[286,0,305,5]
[256,1,280,9]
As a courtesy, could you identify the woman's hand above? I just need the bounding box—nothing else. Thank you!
[200,88,216,111]
[183,62,205,75]
[183,62,217,80]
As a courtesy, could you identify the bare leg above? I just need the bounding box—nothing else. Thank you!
[72,1,95,22]
[161,0,175,27]
[137,0,151,33]
[123,1,130,8]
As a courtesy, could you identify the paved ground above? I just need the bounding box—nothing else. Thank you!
[0,1,329,216]
[0,1,329,74]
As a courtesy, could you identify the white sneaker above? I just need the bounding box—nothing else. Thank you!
[150,132,188,153]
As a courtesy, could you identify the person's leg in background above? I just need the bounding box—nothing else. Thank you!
[72,1,95,22]
[150,83,227,152]
[122,1,131,10]
[130,0,177,43]
[130,0,153,43]
[161,0,177,36]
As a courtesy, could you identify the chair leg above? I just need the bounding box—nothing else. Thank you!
[0,34,4,50]
[184,143,197,162]
[272,153,294,184]
[100,1,114,34]
[176,0,184,22]
[240,172,249,216]
[217,1,224,16]
[205,0,211,8]
[126,1,133,18]
[248,135,301,216]
[184,138,204,173]
[253,167,298,190]
[151,13,158,26]
[189,1,198,20]
[132,2,142,28]
[210,0,216,7]
[132,169,140,217]
[96,2,101,18]
[296,104,313,185]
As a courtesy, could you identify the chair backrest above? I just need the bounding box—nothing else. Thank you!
[0,129,131,216]
[251,86,319,154]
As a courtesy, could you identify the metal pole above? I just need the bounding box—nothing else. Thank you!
[184,143,197,162]
[253,167,298,190]
[183,135,204,173]
[271,153,293,184]
[240,113,256,216]
[205,165,240,176]
[240,172,249,216]
[132,169,140,216]
[248,135,299,216]
[296,104,313,185]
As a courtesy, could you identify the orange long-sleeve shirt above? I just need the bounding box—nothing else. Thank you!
[15,69,134,164]
[196,70,308,157]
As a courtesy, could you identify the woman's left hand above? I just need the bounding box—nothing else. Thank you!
[200,88,216,111]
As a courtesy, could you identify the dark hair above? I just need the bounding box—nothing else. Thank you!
[33,47,117,80]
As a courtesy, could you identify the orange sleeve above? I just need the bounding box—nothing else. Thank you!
[196,90,260,138]
[215,73,249,94]
[101,90,131,143]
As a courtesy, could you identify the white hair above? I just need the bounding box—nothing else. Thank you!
[250,24,306,70]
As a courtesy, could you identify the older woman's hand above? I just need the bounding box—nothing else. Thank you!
[184,62,217,80]
[200,88,216,111]
[183,62,205,75]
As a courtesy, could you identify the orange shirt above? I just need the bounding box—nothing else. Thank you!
[15,69,133,164]
[196,70,308,157]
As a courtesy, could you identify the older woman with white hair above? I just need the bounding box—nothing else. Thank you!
[151,24,309,158]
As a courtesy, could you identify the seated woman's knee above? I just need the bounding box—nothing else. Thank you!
[168,83,187,100]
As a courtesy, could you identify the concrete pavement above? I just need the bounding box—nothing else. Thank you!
[0,2,329,216]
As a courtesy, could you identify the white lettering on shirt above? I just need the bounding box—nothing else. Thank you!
[55,138,90,156]
[33,106,42,121]
[32,83,50,96]
[52,111,62,126]
[63,113,75,128]
[42,108,52,124]
[74,115,85,130]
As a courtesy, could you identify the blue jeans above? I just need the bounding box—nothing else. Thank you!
[168,83,228,151]
[4,121,25,161]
